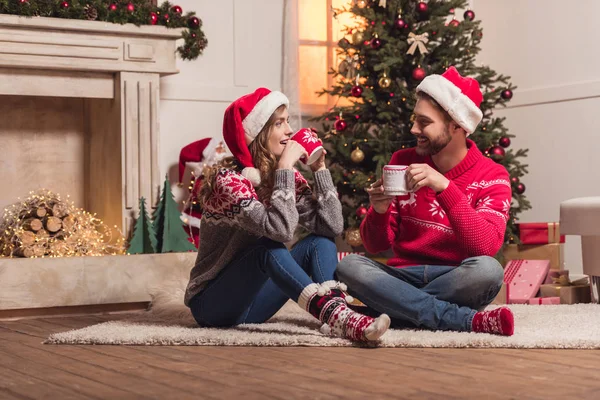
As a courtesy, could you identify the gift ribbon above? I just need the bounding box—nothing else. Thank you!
[548,222,560,243]
[406,32,429,55]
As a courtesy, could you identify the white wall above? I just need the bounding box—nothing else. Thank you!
[474,0,600,274]
[158,0,284,201]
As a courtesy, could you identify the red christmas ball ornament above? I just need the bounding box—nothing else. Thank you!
[412,67,426,81]
[489,146,505,161]
[187,16,200,29]
[334,119,348,132]
[108,3,117,11]
[449,18,460,27]
[150,12,158,25]
[60,1,69,9]
[171,5,183,14]
[511,177,520,185]
[370,38,382,49]
[516,183,526,195]
[356,206,368,219]
[501,89,513,100]
[417,2,428,14]
[499,137,511,148]
[19,0,28,4]
[126,2,135,12]
[163,13,170,22]
[395,17,407,29]
[464,9,475,21]
[351,85,363,97]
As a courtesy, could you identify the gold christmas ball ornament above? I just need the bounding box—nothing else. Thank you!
[352,30,365,44]
[378,74,392,88]
[355,0,368,8]
[345,228,363,247]
[351,147,365,163]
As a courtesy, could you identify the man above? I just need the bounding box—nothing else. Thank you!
[337,67,514,336]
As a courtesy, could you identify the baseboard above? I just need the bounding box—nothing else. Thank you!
[0,301,150,321]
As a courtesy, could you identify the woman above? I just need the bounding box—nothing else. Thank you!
[184,88,390,342]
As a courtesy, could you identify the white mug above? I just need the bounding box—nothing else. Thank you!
[383,165,413,196]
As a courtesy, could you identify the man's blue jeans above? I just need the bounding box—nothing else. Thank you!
[336,255,504,332]
[189,235,338,327]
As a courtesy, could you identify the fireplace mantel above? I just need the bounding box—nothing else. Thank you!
[0,14,183,236]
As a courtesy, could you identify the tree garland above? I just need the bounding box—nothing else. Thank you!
[0,0,207,60]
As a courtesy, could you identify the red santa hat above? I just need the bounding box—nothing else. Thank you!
[416,66,483,135]
[222,87,289,186]
[178,138,213,184]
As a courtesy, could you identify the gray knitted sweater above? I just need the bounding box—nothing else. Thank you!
[184,168,343,306]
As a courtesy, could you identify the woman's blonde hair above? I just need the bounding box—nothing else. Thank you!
[198,104,287,207]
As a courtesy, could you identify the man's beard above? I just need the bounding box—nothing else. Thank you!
[415,125,451,156]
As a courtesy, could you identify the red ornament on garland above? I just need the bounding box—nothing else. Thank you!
[516,183,526,194]
[108,3,117,11]
[150,12,158,25]
[60,1,69,9]
[501,89,513,100]
[489,146,505,161]
[171,5,183,14]
[370,38,382,49]
[395,17,407,29]
[499,137,511,148]
[417,2,428,14]
[449,18,460,27]
[163,13,171,22]
[19,0,28,4]
[334,119,348,132]
[356,206,368,219]
[351,86,363,97]
[412,67,426,81]
[464,9,475,21]
[511,177,520,185]
[188,16,200,29]
[126,2,135,12]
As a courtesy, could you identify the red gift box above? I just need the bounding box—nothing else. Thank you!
[518,222,565,245]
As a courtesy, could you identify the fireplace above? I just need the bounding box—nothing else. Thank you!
[0,15,195,316]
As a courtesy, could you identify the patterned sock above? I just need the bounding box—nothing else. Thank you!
[471,307,514,336]
[297,283,390,342]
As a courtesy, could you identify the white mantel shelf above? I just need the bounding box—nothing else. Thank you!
[0,14,182,76]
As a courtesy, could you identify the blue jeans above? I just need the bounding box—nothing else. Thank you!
[189,235,338,327]
[336,255,504,332]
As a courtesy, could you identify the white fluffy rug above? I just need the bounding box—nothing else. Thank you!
[45,301,600,349]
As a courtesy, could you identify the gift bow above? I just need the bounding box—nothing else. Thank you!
[406,32,429,55]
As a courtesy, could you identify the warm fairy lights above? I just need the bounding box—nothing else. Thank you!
[0,190,125,258]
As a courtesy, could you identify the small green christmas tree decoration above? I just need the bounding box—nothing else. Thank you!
[127,197,157,255]
[153,175,196,253]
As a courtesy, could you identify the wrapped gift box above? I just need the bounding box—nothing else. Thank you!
[503,243,564,270]
[539,284,592,304]
[518,222,565,245]
[527,297,560,305]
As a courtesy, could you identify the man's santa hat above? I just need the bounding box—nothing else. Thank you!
[178,138,229,184]
[416,66,483,135]
[222,87,289,186]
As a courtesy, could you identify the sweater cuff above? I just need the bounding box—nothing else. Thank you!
[313,169,335,192]
[274,169,295,190]
[437,181,464,210]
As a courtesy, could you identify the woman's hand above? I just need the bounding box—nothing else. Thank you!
[278,140,308,170]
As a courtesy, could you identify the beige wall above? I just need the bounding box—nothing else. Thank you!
[474,0,600,274]
[158,0,284,201]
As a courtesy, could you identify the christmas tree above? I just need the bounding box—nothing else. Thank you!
[153,175,196,253]
[127,197,157,254]
[314,0,530,248]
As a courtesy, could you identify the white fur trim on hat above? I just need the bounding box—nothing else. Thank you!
[416,75,483,135]
[241,167,261,186]
[242,91,289,143]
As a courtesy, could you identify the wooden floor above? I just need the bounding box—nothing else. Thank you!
[1,313,599,400]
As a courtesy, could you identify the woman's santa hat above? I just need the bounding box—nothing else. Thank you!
[416,66,483,135]
[222,87,289,186]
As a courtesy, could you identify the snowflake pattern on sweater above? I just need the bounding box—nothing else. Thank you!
[361,140,511,267]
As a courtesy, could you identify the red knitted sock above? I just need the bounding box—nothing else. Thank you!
[471,307,514,336]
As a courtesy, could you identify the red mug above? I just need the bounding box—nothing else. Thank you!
[290,128,324,165]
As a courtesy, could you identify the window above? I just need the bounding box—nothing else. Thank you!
[298,0,355,116]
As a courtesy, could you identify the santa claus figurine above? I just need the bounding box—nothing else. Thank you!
[178,138,230,247]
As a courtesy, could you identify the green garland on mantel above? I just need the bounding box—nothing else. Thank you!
[0,0,207,60]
